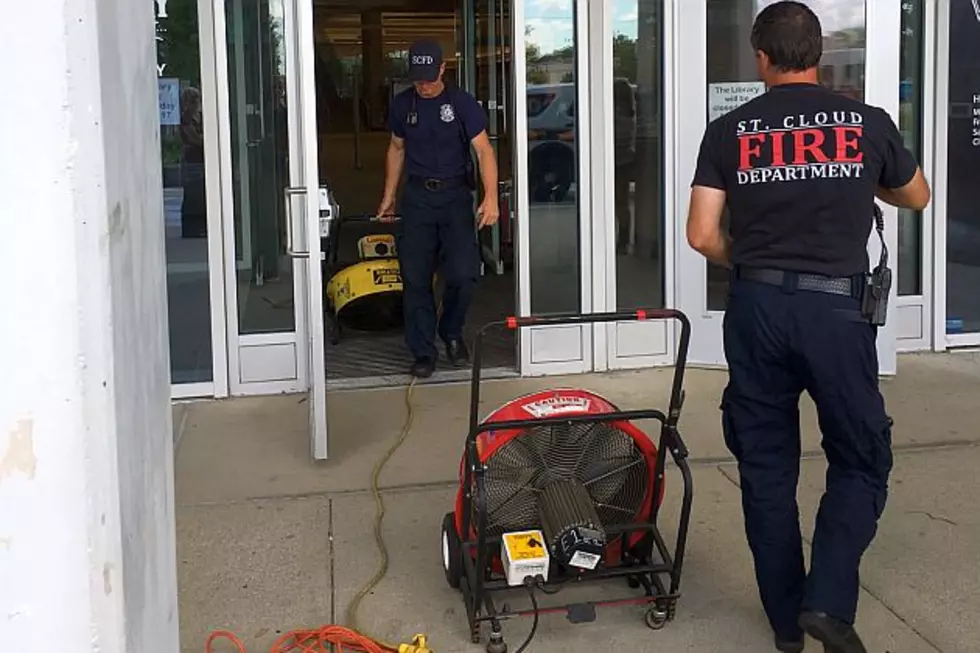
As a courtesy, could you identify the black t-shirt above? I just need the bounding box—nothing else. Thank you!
[389,86,488,179]
[691,82,919,277]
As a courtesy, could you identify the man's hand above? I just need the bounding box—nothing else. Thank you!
[477,196,499,228]
[376,196,397,222]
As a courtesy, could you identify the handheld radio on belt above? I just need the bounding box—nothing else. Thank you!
[860,203,891,326]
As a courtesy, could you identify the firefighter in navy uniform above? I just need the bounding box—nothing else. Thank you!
[378,39,499,379]
[686,3,930,653]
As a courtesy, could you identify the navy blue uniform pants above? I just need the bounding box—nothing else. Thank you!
[721,275,893,641]
[396,181,480,362]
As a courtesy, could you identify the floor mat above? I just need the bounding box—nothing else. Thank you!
[325,272,516,380]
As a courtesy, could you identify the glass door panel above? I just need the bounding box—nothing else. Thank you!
[226,0,296,336]
[943,0,980,338]
[524,0,582,316]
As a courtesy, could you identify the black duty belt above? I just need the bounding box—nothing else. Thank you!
[408,175,466,191]
[735,266,858,297]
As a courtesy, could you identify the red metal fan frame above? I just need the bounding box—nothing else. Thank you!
[452,388,666,569]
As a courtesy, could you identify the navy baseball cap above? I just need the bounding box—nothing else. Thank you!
[408,39,443,82]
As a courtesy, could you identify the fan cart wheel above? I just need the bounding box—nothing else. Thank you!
[645,605,669,630]
[442,512,463,589]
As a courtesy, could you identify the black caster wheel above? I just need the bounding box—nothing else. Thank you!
[627,575,641,589]
[441,512,462,589]
[486,630,507,653]
[645,605,669,630]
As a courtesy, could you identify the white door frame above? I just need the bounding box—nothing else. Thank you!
[591,0,678,372]
[895,0,937,353]
[513,0,595,376]
[674,0,900,375]
[283,0,329,458]
[169,0,230,400]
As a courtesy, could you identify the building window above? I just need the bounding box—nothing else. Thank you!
[613,0,665,311]
[525,2,582,314]
[944,0,980,335]
[898,0,925,297]
[157,0,215,384]
[705,0,867,311]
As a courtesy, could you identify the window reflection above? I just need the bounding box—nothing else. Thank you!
[613,0,664,310]
[944,0,980,334]
[525,0,581,314]
[898,0,924,296]
[704,0,867,311]
[226,0,295,334]
[158,0,214,384]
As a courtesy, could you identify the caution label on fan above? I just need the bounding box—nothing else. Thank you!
[522,395,591,418]
[569,550,601,570]
[372,267,401,286]
[503,531,547,560]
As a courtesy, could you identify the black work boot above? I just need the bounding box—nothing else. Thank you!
[445,338,470,367]
[775,635,805,652]
[799,611,867,653]
[409,357,435,379]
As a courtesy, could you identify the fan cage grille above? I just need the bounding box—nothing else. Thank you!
[476,420,652,537]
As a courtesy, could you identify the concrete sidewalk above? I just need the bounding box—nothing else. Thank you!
[175,352,980,652]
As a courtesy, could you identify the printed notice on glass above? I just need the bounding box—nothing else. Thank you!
[708,82,766,122]
[974,92,980,147]
[158,78,180,126]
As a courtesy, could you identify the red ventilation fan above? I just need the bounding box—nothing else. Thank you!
[440,310,695,653]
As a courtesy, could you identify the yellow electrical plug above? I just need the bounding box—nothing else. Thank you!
[398,634,433,653]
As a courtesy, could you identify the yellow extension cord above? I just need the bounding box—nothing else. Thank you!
[344,378,433,653]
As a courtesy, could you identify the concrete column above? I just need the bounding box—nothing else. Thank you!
[0,0,178,651]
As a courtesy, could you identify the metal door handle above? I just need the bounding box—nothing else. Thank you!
[284,186,309,258]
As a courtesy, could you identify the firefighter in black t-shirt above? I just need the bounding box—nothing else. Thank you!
[686,4,930,653]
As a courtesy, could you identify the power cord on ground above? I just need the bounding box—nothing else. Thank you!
[513,577,542,653]
[345,378,418,639]
[204,379,430,653]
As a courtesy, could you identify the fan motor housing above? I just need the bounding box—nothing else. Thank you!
[538,479,607,570]
[454,389,666,572]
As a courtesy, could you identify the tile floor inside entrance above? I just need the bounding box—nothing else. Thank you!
[174,352,980,653]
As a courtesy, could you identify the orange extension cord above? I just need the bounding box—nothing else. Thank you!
[205,626,399,653]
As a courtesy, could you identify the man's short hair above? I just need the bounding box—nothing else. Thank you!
[750,1,823,72]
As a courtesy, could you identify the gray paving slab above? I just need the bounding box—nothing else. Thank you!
[329,470,934,653]
[175,353,980,507]
[175,497,332,653]
[797,446,978,653]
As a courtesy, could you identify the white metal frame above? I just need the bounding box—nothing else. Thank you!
[593,0,677,371]
[932,0,950,351]
[213,0,307,397]
[169,0,230,400]
[674,0,902,375]
[674,0,720,367]
[865,0,901,375]
[514,0,595,376]
[896,0,937,353]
